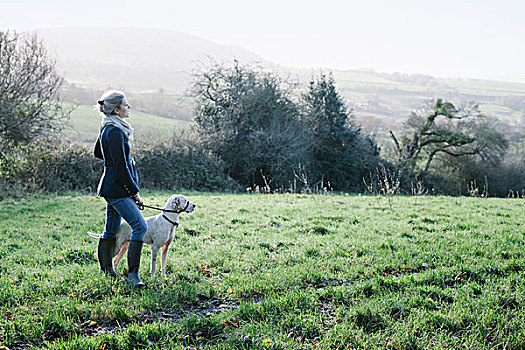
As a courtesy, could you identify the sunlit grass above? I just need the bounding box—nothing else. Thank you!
[64,104,189,144]
[0,192,524,349]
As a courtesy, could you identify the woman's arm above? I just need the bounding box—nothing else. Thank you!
[106,128,139,197]
[93,137,103,160]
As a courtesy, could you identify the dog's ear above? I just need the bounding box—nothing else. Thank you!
[171,196,180,207]
[179,196,187,207]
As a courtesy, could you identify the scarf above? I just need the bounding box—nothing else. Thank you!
[100,114,134,141]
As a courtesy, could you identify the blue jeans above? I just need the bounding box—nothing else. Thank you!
[102,196,147,242]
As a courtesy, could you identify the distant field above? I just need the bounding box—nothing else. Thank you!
[333,70,525,97]
[1,193,524,349]
[441,79,525,97]
[478,104,523,126]
[329,71,525,144]
[66,104,190,144]
[334,71,429,94]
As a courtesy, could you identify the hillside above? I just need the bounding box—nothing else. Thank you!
[39,27,268,93]
[39,27,525,147]
[66,104,189,144]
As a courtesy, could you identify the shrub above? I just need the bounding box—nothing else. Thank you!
[0,131,239,198]
[134,130,239,191]
[191,60,310,189]
[417,154,525,197]
[0,138,101,198]
[191,62,381,192]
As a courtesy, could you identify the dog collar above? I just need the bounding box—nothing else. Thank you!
[162,215,179,227]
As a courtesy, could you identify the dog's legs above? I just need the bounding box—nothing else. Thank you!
[150,245,161,277]
[113,240,129,269]
[160,240,172,277]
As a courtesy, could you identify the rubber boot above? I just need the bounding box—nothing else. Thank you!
[97,238,119,278]
[127,240,146,288]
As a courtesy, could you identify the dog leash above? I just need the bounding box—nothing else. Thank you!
[139,203,188,227]
[140,202,190,214]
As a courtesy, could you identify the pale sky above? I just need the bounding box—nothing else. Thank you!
[2,0,524,82]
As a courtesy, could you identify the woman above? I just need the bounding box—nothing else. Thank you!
[93,90,146,288]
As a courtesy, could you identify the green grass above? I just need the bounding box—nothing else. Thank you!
[66,105,189,144]
[1,193,524,349]
[440,79,525,97]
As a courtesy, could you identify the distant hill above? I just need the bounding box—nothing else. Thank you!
[39,27,269,93]
[38,27,525,149]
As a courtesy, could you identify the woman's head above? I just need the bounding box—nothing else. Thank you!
[97,90,131,118]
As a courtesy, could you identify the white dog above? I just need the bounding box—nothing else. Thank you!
[89,194,196,277]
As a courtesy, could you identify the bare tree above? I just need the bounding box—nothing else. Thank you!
[0,31,72,150]
[190,60,310,188]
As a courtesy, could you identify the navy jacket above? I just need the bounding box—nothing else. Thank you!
[94,124,139,198]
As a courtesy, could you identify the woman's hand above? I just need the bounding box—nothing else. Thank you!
[132,193,144,210]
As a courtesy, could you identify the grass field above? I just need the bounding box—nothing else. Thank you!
[439,79,525,97]
[1,193,524,349]
[66,105,189,144]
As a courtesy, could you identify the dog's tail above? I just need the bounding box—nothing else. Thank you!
[87,231,102,239]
